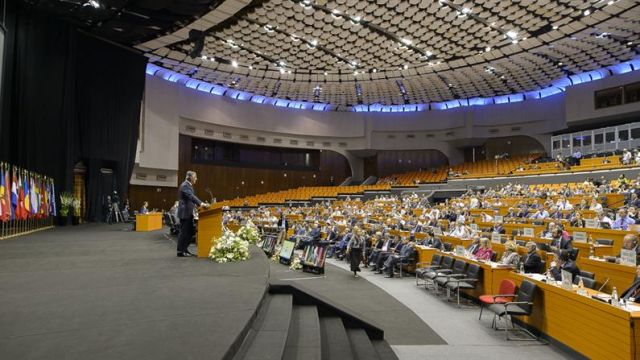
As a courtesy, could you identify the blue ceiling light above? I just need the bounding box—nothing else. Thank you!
[146,56,640,113]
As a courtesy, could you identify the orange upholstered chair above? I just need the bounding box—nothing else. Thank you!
[478,279,516,320]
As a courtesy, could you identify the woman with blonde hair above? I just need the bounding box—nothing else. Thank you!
[347,227,365,277]
[474,238,494,261]
[499,241,520,266]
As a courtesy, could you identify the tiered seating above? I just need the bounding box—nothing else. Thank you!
[219,184,390,207]
[378,169,447,185]
[451,154,541,178]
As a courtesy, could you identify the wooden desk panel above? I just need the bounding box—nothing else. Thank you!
[510,273,639,359]
[136,213,162,232]
[578,257,637,293]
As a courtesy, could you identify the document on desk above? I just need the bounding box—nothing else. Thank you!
[527,273,547,282]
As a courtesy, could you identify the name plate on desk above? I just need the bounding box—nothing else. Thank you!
[620,249,637,266]
[585,219,599,229]
[494,215,503,223]
[523,228,534,237]
[455,245,466,256]
[573,231,587,243]
[491,233,501,243]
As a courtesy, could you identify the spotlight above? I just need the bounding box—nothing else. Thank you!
[83,0,101,8]
[584,9,591,16]
[231,60,238,67]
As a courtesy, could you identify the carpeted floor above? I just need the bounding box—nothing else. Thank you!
[0,224,269,360]
[269,259,447,346]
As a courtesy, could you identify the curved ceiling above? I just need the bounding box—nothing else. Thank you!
[31,0,640,110]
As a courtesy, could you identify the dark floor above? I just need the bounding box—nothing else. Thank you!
[269,259,446,346]
[0,224,269,360]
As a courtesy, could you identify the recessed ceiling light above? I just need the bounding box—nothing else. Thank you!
[248,65,253,70]
[584,9,591,16]
[403,64,409,70]
[627,41,633,46]
[506,30,518,39]
[558,62,563,66]
[512,40,518,44]
[324,71,328,76]
[461,7,471,14]
[279,68,285,74]
[351,16,361,24]
[400,38,412,46]
[552,25,559,30]
[287,70,291,74]
[372,68,377,73]
[608,0,615,4]
[231,61,238,67]
[201,55,208,60]
[485,47,491,52]
[425,51,433,57]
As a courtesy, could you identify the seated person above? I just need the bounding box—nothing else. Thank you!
[550,228,573,251]
[490,220,505,234]
[549,249,580,281]
[327,230,350,258]
[448,220,471,239]
[381,238,415,278]
[617,234,640,265]
[139,201,149,215]
[499,241,520,266]
[570,212,585,228]
[420,232,443,250]
[522,241,542,273]
[374,236,403,273]
[474,238,494,261]
[466,236,481,255]
[612,208,635,231]
[368,235,394,269]
[621,265,640,303]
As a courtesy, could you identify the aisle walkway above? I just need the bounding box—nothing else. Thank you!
[325,259,573,360]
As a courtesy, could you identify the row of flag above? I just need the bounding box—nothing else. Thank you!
[0,163,57,222]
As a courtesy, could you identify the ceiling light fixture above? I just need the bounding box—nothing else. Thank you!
[351,16,361,24]
[83,0,101,8]
[231,61,238,68]
[506,30,518,39]
[553,25,559,30]
[584,9,591,16]
[400,38,412,46]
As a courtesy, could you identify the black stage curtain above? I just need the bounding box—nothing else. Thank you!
[0,3,147,222]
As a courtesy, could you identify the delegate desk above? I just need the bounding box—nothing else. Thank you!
[578,257,637,294]
[510,272,640,360]
[136,212,162,232]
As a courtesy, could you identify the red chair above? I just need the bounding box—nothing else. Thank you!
[478,279,516,320]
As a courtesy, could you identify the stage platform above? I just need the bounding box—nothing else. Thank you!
[0,224,269,360]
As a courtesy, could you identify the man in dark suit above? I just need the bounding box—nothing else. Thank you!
[550,229,573,251]
[522,241,542,273]
[550,250,580,281]
[177,171,209,257]
[621,266,640,302]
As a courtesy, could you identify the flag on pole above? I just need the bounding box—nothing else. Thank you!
[17,171,25,220]
[24,172,30,219]
[50,178,56,217]
[11,167,18,221]
[0,164,5,222]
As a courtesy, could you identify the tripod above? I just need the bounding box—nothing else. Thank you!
[106,202,124,224]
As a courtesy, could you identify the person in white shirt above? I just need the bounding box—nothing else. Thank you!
[556,196,573,211]
[634,150,640,165]
[449,221,471,239]
[469,196,480,209]
[597,210,613,228]
[588,198,603,212]
[622,149,633,165]
[480,212,493,222]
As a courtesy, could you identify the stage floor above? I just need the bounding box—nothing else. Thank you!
[0,224,269,360]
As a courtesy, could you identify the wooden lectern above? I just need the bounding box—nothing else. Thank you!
[196,204,224,258]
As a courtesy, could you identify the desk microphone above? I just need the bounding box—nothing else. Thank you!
[597,277,610,292]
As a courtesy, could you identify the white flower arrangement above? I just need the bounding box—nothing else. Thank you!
[209,229,250,263]
[59,192,74,217]
[270,245,282,262]
[289,255,302,270]
[236,220,260,245]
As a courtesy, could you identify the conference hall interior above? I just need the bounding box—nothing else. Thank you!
[2,0,640,359]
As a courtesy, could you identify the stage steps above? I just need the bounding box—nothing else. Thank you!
[234,288,398,360]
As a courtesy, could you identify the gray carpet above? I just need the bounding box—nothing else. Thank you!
[0,224,269,360]
[269,260,447,346]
